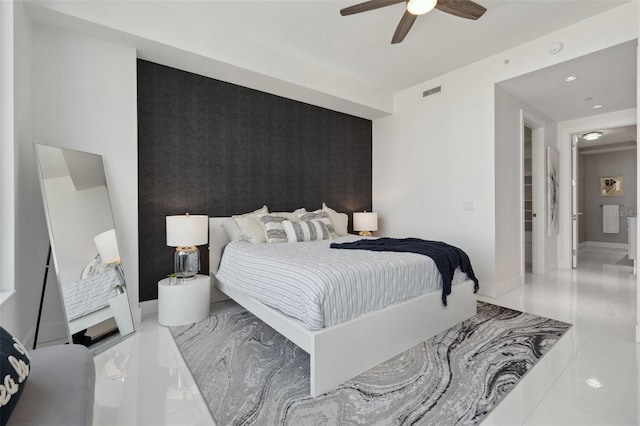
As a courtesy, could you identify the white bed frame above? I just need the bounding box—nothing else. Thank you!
[209,218,477,397]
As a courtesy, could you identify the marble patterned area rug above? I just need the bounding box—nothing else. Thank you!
[170,301,571,425]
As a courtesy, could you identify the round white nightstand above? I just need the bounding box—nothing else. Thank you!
[158,274,211,326]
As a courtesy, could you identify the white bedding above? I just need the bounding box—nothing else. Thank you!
[63,268,118,321]
[215,235,469,330]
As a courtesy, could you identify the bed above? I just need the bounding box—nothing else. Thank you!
[209,217,477,397]
[63,268,120,334]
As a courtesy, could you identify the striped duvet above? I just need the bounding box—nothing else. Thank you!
[215,235,469,330]
[63,268,119,321]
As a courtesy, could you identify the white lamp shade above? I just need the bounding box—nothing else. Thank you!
[94,229,120,264]
[166,215,208,247]
[353,212,378,232]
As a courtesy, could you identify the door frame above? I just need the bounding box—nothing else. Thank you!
[571,134,579,268]
[557,109,637,269]
[521,110,546,275]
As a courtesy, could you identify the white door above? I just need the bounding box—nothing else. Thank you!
[571,134,579,269]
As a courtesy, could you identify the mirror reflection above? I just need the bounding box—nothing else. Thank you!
[35,144,134,352]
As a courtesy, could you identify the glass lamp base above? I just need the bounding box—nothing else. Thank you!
[174,246,200,280]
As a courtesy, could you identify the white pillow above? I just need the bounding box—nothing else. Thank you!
[282,220,330,242]
[231,206,268,243]
[322,203,349,236]
[221,218,242,242]
[271,208,307,221]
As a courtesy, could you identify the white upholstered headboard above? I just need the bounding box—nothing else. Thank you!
[209,217,231,301]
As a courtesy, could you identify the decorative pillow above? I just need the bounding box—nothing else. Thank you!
[322,203,349,236]
[257,214,289,244]
[282,219,331,243]
[0,327,31,426]
[299,211,335,237]
[231,205,269,244]
[271,208,307,221]
[220,218,242,242]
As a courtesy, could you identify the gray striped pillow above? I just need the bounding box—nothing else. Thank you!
[299,211,335,237]
[257,214,289,244]
[282,220,330,243]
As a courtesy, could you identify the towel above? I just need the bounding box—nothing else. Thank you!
[603,204,620,234]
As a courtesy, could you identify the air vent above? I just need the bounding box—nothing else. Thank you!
[422,86,442,98]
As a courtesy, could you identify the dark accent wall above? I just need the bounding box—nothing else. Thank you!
[137,60,372,301]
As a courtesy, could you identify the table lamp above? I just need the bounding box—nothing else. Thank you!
[166,214,208,280]
[94,228,126,292]
[353,212,378,236]
[94,229,120,265]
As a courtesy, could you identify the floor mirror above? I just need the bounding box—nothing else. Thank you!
[35,143,135,353]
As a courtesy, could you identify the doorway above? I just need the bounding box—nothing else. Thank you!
[524,126,533,271]
[521,112,545,275]
[571,125,637,269]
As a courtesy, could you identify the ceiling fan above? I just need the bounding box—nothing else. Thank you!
[340,0,487,44]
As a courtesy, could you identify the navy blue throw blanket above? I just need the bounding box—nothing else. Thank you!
[330,238,479,306]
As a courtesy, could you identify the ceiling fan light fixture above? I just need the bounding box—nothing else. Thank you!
[407,0,438,15]
[583,131,603,141]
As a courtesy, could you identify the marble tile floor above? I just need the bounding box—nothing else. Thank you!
[93,248,639,425]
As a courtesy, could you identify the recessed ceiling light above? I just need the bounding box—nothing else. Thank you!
[593,104,603,109]
[583,132,603,141]
[565,76,577,82]
[586,378,603,388]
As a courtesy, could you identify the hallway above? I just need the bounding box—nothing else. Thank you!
[481,247,638,425]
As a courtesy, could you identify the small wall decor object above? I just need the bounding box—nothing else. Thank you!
[601,176,623,197]
[546,146,559,236]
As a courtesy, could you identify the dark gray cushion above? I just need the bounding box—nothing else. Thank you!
[0,327,31,426]
[9,345,95,426]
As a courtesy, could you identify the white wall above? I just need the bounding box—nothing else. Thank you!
[636,0,640,344]
[0,1,14,296]
[494,87,558,294]
[25,0,392,119]
[373,3,637,297]
[637,1,640,344]
[30,23,140,324]
[0,1,49,347]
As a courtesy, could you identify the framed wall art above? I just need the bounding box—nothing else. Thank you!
[546,146,559,236]
[600,176,623,197]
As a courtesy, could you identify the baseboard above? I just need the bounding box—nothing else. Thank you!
[583,241,627,250]
[140,299,158,317]
[477,275,523,298]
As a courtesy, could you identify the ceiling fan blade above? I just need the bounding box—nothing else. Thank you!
[435,0,486,20]
[391,11,417,44]
[340,0,406,16]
